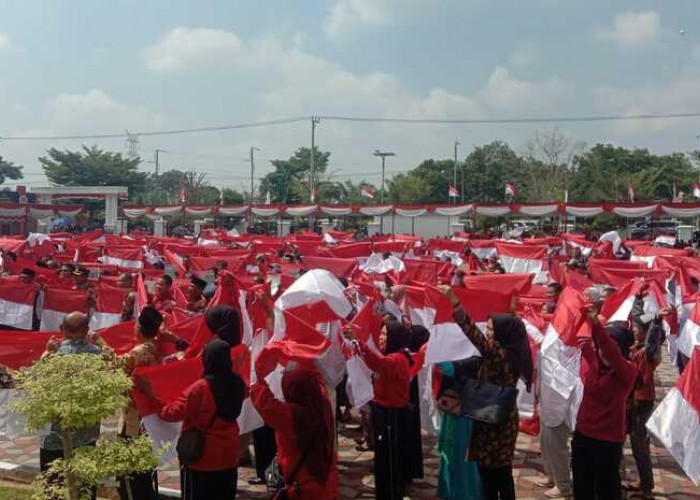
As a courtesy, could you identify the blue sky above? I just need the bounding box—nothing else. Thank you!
[0,0,699,193]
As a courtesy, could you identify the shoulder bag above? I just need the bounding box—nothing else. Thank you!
[176,412,217,467]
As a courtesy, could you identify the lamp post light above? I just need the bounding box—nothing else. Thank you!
[373,150,395,234]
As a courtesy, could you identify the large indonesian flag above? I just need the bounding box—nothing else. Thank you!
[678,296,700,359]
[0,282,37,330]
[89,283,129,331]
[495,242,547,275]
[647,347,700,485]
[539,288,590,430]
[100,247,145,270]
[39,288,89,332]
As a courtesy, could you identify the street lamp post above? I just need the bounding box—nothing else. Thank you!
[373,150,395,234]
[453,140,460,205]
[249,147,260,203]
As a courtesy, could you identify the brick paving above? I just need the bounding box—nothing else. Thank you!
[0,350,698,499]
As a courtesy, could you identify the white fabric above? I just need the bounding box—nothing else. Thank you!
[153,206,182,216]
[394,208,427,218]
[251,207,280,217]
[426,321,479,363]
[99,256,144,269]
[434,205,473,216]
[345,354,374,409]
[418,365,440,435]
[359,254,405,274]
[39,309,67,332]
[471,246,497,259]
[0,207,26,218]
[29,207,55,219]
[499,255,543,274]
[88,312,122,331]
[678,318,700,358]
[358,205,393,216]
[518,204,558,217]
[285,205,317,217]
[565,206,603,218]
[647,387,700,485]
[238,397,264,434]
[655,235,677,247]
[599,231,622,254]
[475,206,511,217]
[630,255,655,269]
[539,325,584,429]
[661,205,700,218]
[319,206,353,216]
[218,206,250,216]
[612,205,657,218]
[123,208,148,218]
[26,233,51,247]
[184,207,212,216]
[0,300,34,330]
[197,238,220,246]
[432,250,463,267]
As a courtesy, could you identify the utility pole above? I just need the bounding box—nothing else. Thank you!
[453,140,460,205]
[154,149,165,177]
[374,150,396,204]
[249,147,260,203]
[309,116,320,202]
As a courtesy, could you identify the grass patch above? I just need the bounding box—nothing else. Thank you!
[0,484,33,500]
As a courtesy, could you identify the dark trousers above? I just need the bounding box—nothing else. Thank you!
[403,378,424,481]
[40,447,97,500]
[118,469,158,500]
[629,401,655,493]
[479,465,516,500]
[253,425,277,480]
[572,431,623,500]
[371,403,408,500]
[180,467,237,500]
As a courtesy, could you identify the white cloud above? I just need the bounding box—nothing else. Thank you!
[141,27,242,71]
[0,32,9,51]
[510,48,538,68]
[323,0,439,38]
[595,11,661,48]
[480,67,567,113]
[693,45,700,63]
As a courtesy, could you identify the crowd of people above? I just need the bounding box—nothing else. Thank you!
[0,226,697,500]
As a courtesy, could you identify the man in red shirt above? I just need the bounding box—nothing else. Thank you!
[151,274,175,313]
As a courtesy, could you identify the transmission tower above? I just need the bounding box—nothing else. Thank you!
[124,130,140,158]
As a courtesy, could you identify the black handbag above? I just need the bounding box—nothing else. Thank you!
[460,378,518,425]
[265,444,311,500]
[176,413,216,467]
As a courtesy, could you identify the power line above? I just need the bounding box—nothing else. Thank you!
[1,111,700,141]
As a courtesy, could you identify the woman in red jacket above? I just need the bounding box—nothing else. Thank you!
[572,312,637,500]
[344,320,413,500]
[251,348,338,500]
[144,339,246,500]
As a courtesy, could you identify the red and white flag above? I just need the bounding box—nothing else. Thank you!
[628,184,635,203]
[505,183,517,197]
[678,295,700,359]
[89,283,129,331]
[539,288,591,430]
[694,183,700,199]
[448,185,460,198]
[647,348,700,485]
[495,242,547,276]
[310,188,317,203]
[100,247,145,270]
[179,188,187,204]
[0,282,37,330]
[361,184,375,199]
[39,288,89,332]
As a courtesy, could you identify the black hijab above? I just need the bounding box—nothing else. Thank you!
[205,305,241,347]
[604,325,634,360]
[384,321,414,364]
[202,339,245,422]
[408,325,430,353]
[489,314,533,391]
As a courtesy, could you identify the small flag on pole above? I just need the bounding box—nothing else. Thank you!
[448,185,460,198]
[361,184,375,199]
[310,188,317,203]
[179,188,186,204]
[219,188,225,206]
[693,183,700,199]
[265,191,271,205]
[627,184,635,203]
[505,183,517,198]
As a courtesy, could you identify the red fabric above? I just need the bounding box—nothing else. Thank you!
[677,348,700,416]
[359,343,410,408]
[577,323,638,443]
[630,342,660,402]
[0,330,53,369]
[43,288,88,314]
[94,283,129,315]
[299,256,357,277]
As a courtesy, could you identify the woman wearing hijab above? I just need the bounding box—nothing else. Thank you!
[440,286,532,500]
[251,348,338,500]
[572,312,637,500]
[344,320,413,500]
[205,305,241,347]
[146,339,246,500]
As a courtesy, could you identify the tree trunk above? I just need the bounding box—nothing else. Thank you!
[61,431,79,500]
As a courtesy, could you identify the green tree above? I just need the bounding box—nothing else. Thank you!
[522,130,584,201]
[258,147,330,204]
[0,156,24,185]
[461,141,527,202]
[39,146,146,194]
[411,159,456,203]
[12,354,157,500]
[386,173,430,202]
[221,188,245,205]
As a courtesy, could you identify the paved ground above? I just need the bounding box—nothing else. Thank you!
[0,350,698,499]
